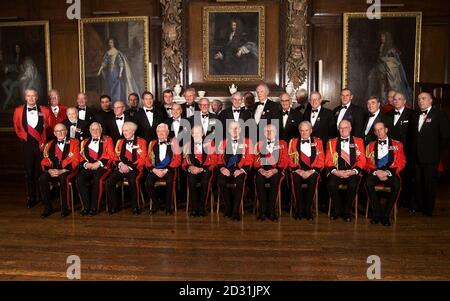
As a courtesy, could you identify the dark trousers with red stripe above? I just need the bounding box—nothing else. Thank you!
[145,170,175,211]
[365,174,400,218]
[77,168,108,211]
[292,172,318,219]
[39,170,71,211]
[217,171,246,217]
[23,140,43,202]
[107,169,140,210]
[327,173,360,217]
[187,170,212,214]
[255,171,281,217]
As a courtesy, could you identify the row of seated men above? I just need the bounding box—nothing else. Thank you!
[14,83,450,223]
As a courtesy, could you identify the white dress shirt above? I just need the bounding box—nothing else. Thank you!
[26,106,38,128]
[159,140,168,162]
[282,109,290,128]
[115,114,125,135]
[172,118,181,137]
[254,100,266,125]
[78,107,86,120]
[300,137,311,157]
[418,107,431,131]
[51,105,59,116]
[201,113,209,134]
[144,106,154,127]
[232,106,241,122]
[231,139,239,155]
[393,107,404,126]
[56,139,65,152]
[336,103,350,128]
[310,106,321,127]
[377,137,389,159]
[365,110,380,136]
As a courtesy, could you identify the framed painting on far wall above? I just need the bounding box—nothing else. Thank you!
[203,5,265,82]
[0,21,51,130]
[78,16,149,106]
[342,12,422,108]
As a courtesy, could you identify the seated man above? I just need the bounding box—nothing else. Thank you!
[325,120,366,222]
[217,121,254,221]
[288,121,325,221]
[77,122,115,216]
[145,123,181,215]
[106,122,147,215]
[62,107,89,141]
[182,125,217,217]
[365,121,406,226]
[254,124,288,221]
[39,123,80,218]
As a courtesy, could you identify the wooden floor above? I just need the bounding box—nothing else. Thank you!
[0,178,449,280]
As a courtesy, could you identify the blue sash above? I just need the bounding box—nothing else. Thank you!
[226,155,239,168]
[155,156,170,168]
[376,154,389,169]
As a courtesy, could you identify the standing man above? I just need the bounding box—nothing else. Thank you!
[125,92,141,119]
[219,92,252,138]
[365,121,406,226]
[62,107,89,141]
[13,88,51,208]
[303,91,335,147]
[211,99,223,116]
[381,90,397,113]
[76,92,96,125]
[93,95,114,130]
[134,91,165,143]
[181,87,199,119]
[411,92,450,216]
[387,92,416,207]
[332,88,365,138]
[253,83,280,128]
[105,100,132,143]
[161,89,175,119]
[188,97,219,138]
[278,92,303,142]
[39,123,80,217]
[164,103,189,141]
[46,89,67,137]
[362,96,393,144]
[325,120,366,222]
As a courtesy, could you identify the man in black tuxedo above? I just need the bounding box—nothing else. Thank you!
[181,87,199,119]
[164,103,190,141]
[76,92,96,125]
[161,89,175,120]
[219,92,252,138]
[293,88,310,115]
[411,92,450,216]
[93,95,114,130]
[362,96,393,145]
[62,107,89,141]
[104,100,132,143]
[279,92,303,142]
[253,83,281,130]
[303,91,334,147]
[243,91,255,118]
[125,93,142,119]
[134,91,165,143]
[303,91,335,211]
[332,88,365,138]
[188,97,220,138]
[388,92,416,207]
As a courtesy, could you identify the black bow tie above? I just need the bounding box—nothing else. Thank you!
[298,104,305,110]
[341,138,349,143]
[301,139,310,144]
[421,110,428,115]
[232,139,238,144]
[166,107,172,111]
[78,107,86,111]
[267,141,273,145]
[145,108,153,113]
[282,111,289,116]
[27,107,37,111]
[194,142,202,146]
[202,114,209,118]
[126,140,133,144]
[311,109,318,113]
[116,116,123,120]
[57,140,65,145]
[92,138,99,142]
[159,141,167,145]
[258,102,265,106]
[341,105,348,110]
[173,119,180,123]
[394,111,400,115]
[186,104,194,108]
[369,113,376,117]
[378,140,387,145]
[233,109,240,113]
[70,122,77,126]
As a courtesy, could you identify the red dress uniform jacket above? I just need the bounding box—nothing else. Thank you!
[114,137,148,173]
[182,140,217,172]
[217,138,254,172]
[325,136,366,174]
[13,104,51,151]
[80,135,115,168]
[288,137,325,173]
[41,139,80,171]
[47,105,68,130]
[365,139,406,176]
[146,139,182,170]
[253,140,288,171]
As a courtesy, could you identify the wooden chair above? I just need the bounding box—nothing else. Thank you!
[49,171,78,214]
[216,176,247,217]
[365,184,399,222]
[148,170,178,213]
[289,173,320,219]
[254,174,284,218]
[328,183,359,221]
[186,175,215,215]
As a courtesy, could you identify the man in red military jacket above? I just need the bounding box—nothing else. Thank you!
[107,121,147,215]
[182,125,217,217]
[254,124,288,221]
[145,123,182,215]
[13,88,51,208]
[217,121,254,221]
[365,121,406,226]
[77,122,115,216]
[288,121,325,221]
[39,123,80,218]
[325,119,366,222]
[46,89,67,138]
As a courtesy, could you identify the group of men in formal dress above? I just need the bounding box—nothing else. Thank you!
[13,82,450,225]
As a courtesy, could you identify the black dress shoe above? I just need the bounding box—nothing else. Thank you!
[26,199,37,209]
[88,209,97,216]
[224,212,232,218]
[190,210,198,217]
[40,209,54,218]
[80,209,89,216]
[232,214,241,221]
[108,207,118,215]
[330,214,339,220]
[257,214,265,221]
[305,215,313,222]
[61,209,71,217]
[343,215,352,222]
[382,217,391,226]
[268,213,278,222]
[198,211,206,217]
[132,208,141,215]
[370,217,380,224]
[148,208,158,215]
[165,209,173,215]
[408,209,417,214]
[422,212,433,217]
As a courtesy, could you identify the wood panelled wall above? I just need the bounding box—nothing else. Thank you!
[310,0,450,109]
